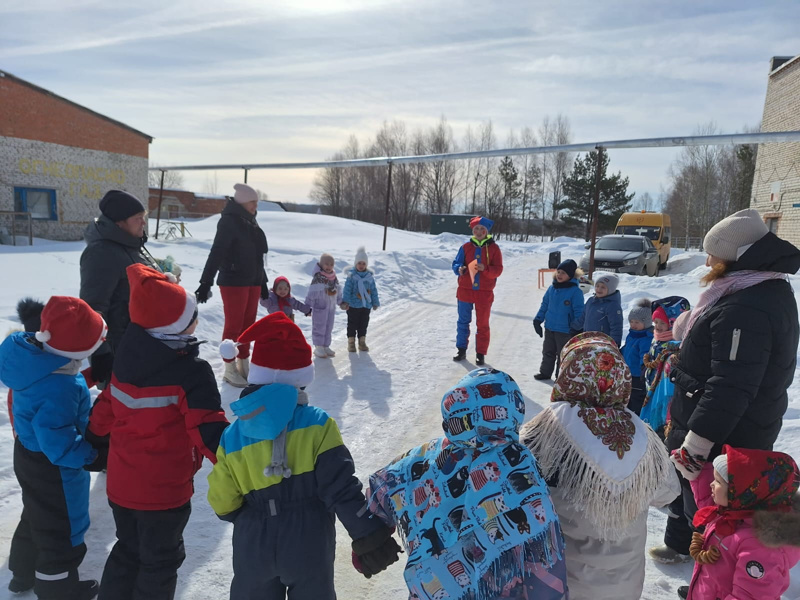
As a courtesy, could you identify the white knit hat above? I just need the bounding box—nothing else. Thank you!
[233,183,258,204]
[355,246,368,266]
[703,209,769,262]
[713,454,729,482]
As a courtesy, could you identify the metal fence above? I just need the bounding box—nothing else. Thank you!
[671,237,703,251]
[0,211,33,246]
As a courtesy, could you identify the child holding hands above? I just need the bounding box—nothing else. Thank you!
[261,276,311,323]
[341,247,380,352]
[305,253,342,358]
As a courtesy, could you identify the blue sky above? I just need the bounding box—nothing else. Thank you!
[1,0,798,204]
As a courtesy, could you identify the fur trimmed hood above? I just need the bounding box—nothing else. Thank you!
[754,493,800,548]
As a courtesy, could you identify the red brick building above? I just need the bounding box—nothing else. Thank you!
[148,188,228,219]
[0,69,151,241]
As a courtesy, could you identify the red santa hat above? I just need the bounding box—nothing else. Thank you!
[221,312,314,387]
[35,296,107,360]
[127,264,197,334]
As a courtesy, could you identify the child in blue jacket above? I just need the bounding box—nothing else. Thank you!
[0,296,107,600]
[533,259,585,380]
[620,298,654,415]
[341,246,380,352]
[582,273,623,345]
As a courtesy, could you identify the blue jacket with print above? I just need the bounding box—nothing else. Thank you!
[535,279,585,334]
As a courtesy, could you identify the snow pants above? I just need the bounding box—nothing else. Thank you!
[311,300,337,347]
[456,292,494,355]
[10,438,89,599]
[627,374,647,415]
[346,307,371,338]
[98,501,191,600]
[220,286,260,360]
[229,500,336,600]
[539,329,573,378]
[663,473,697,555]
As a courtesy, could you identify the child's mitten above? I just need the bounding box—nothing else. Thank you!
[670,431,714,481]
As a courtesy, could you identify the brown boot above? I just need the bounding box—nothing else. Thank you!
[347,337,356,352]
[358,336,369,351]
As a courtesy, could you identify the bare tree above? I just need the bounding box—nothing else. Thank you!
[148,166,185,189]
[203,171,219,195]
[549,114,573,225]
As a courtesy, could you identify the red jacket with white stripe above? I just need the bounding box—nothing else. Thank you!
[89,324,229,510]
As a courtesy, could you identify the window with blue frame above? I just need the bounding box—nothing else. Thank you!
[14,187,57,220]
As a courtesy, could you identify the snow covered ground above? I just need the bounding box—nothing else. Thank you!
[0,211,798,599]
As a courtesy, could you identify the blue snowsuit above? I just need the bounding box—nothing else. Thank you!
[621,328,654,415]
[534,279,585,334]
[583,291,623,346]
[0,332,98,597]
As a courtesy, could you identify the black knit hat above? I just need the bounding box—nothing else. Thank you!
[99,190,145,222]
[557,259,577,279]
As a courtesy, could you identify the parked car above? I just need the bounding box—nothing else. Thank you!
[615,211,671,269]
[579,235,659,277]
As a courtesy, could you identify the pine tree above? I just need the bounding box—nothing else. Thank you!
[497,156,521,238]
[558,150,634,240]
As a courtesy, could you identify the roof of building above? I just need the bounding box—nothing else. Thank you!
[770,55,800,76]
[0,69,153,142]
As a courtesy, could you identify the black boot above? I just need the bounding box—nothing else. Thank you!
[475,353,485,366]
[677,586,688,600]
[533,373,550,380]
[8,575,34,594]
[452,348,467,362]
[40,580,99,600]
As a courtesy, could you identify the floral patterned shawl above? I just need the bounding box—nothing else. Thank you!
[521,333,675,539]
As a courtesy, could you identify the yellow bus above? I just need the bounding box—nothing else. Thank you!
[614,212,672,269]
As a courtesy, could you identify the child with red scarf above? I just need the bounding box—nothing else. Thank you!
[260,276,311,323]
[682,445,800,600]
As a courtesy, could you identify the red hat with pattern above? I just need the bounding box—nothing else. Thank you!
[127,264,197,334]
[221,312,314,387]
[35,296,107,360]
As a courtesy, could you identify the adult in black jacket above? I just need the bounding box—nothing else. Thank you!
[652,208,800,562]
[195,183,268,388]
[80,190,158,386]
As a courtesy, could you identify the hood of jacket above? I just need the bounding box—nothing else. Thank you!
[729,231,800,274]
[84,214,145,249]
[112,323,200,383]
[0,332,70,391]
[441,368,525,450]
[754,493,800,548]
[222,198,257,223]
[232,383,298,440]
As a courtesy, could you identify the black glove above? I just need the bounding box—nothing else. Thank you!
[533,319,543,338]
[260,280,269,300]
[568,328,583,337]
[89,351,113,385]
[195,282,212,303]
[352,525,402,579]
[84,428,109,472]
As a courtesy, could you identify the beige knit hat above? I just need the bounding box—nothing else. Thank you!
[703,209,768,262]
[233,183,258,204]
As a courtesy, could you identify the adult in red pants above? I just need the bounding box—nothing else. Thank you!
[196,183,269,387]
[451,216,503,365]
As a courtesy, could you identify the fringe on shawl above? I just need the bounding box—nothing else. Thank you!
[520,411,674,541]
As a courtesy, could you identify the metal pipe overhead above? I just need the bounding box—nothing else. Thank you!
[150,131,800,172]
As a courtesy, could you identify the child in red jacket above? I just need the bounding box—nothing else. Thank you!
[89,264,229,600]
[682,445,800,600]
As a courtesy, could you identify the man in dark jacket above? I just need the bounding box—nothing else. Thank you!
[650,208,800,563]
[196,184,269,387]
[80,190,157,386]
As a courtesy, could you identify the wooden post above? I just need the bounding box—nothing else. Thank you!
[154,170,166,240]
[588,147,604,279]
[382,162,393,251]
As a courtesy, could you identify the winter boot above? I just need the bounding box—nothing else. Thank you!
[223,361,248,388]
[358,337,369,352]
[314,346,329,358]
[677,586,688,600]
[348,337,357,352]
[236,357,250,380]
[476,353,485,366]
[38,579,99,600]
[453,348,467,362]
[8,575,33,594]
[533,373,551,380]
[648,545,691,564]
[325,346,336,356]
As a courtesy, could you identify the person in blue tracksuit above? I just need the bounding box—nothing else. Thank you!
[620,298,654,415]
[341,246,380,352]
[533,259,585,380]
[583,273,623,346]
[0,297,107,600]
